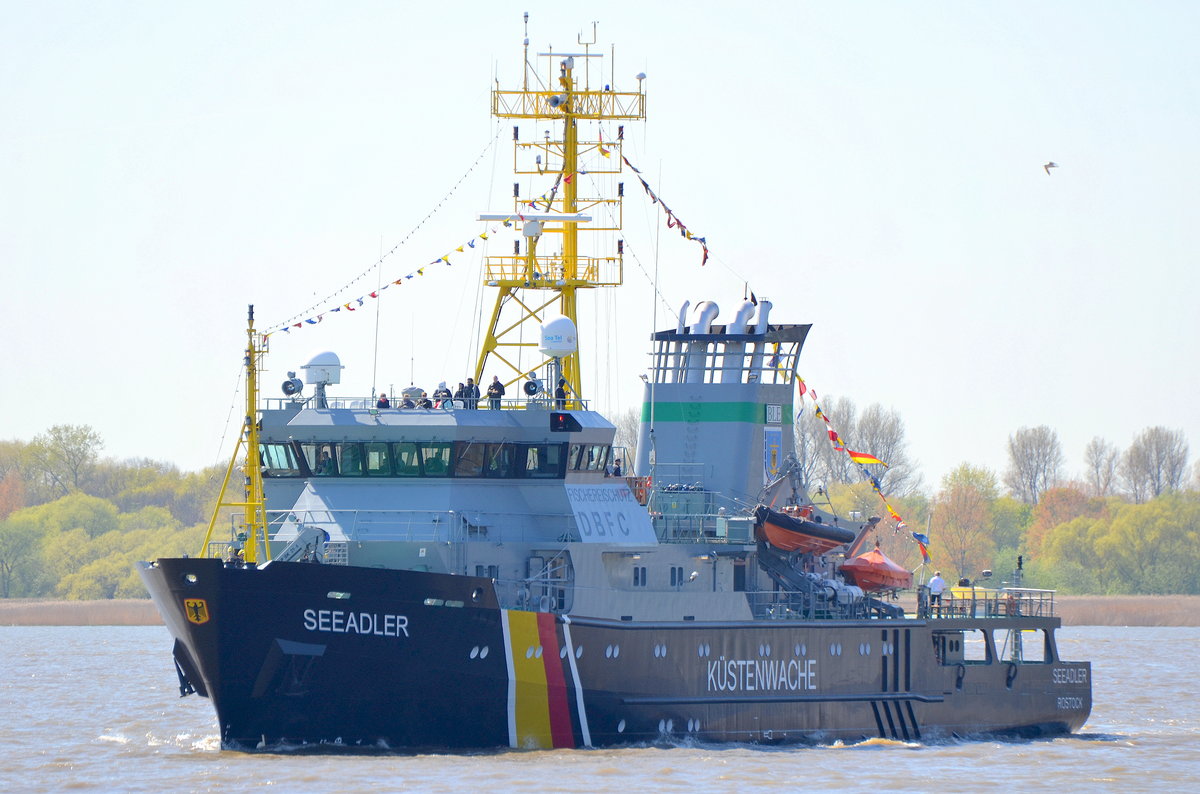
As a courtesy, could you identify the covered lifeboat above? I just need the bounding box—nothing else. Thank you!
[840,543,914,592]
[754,504,856,554]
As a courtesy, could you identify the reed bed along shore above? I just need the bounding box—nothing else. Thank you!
[2,595,1198,627]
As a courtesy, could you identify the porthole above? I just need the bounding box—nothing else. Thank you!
[471,587,483,602]
[534,645,543,659]
[575,645,583,659]
[658,719,666,733]
[470,646,479,659]
[666,719,674,733]
[865,642,871,656]
[326,591,351,600]
[613,644,620,658]
[480,646,489,659]
[560,646,569,659]
[525,646,535,659]
[617,719,626,733]
[764,643,771,656]
[606,645,613,659]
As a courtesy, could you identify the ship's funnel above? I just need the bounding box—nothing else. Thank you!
[727,301,756,334]
[722,300,756,383]
[686,302,719,383]
[753,299,773,334]
[691,301,719,334]
[676,300,691,334]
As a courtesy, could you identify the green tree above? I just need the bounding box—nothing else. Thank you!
[1039,493,1200,594]
[22,424,104,500]
[0,519,41,597]
[930,464,998,583]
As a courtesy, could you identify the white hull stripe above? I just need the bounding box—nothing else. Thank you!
[499,609,517,748]
[562,615,592,747]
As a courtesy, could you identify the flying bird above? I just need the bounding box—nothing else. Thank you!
[1043,161,1058,175]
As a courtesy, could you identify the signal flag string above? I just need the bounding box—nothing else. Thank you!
[265,126,503,331]
[796,376,931,563]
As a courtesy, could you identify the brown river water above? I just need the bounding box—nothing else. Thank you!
[0,625,1193,793]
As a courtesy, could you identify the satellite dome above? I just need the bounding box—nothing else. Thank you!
[538,315,577,357]
[301,351,344,385]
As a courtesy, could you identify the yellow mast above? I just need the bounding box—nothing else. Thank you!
[475,31,645,404]
[200,305,270,563]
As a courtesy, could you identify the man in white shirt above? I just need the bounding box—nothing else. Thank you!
[928,570,946,613]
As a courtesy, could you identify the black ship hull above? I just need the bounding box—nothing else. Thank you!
[140,558,1091,751]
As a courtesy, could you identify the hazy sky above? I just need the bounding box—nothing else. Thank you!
[3,1,1198,492]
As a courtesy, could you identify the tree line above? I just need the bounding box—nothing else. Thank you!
[797,402,1198,594]
[0,425,220,598]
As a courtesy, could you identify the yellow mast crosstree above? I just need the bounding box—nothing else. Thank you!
[474,33,646,402]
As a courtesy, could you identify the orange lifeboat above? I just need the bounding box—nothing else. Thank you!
[754,504,856,554]
[840,546,913,592]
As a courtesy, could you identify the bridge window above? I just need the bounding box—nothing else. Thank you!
[391,442,421,476]
[453,442,485,477]
[420,442,453,477]
[299,443,339,476]
[364,442,392,475]
[523,443,567,479]
[260,443,303,477]
[584,444,609,472]
[337,443,364,476]
[484,444,516,478]
[294,441,567,479]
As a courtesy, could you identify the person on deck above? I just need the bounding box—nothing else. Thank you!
[487,376,505,409]
[376,393,391,409]
[465,378,480,409]
[417,393,433,409]
[432,382,453,406]
[928,570,946,612]
[554,378,568,409]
